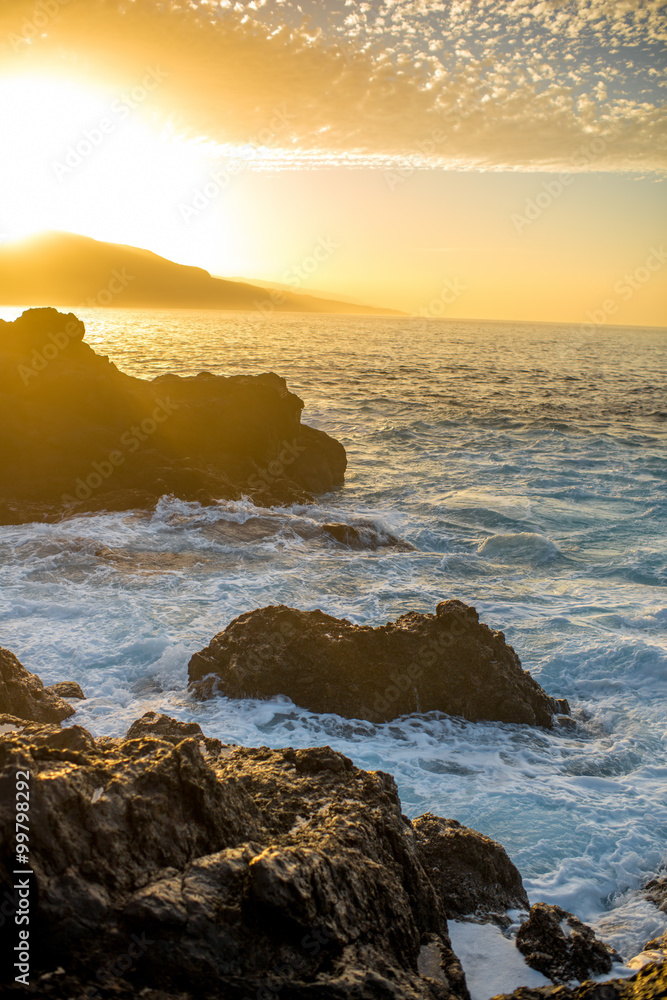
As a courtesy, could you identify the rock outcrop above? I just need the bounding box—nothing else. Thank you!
[189,600,568,727]
[46,680,86,700]
[0,307,346,524]
[0,647,74,724]
[515,903,621,984]
[491,957,667,999]
[0,712,472,999]
[413,814,529,925]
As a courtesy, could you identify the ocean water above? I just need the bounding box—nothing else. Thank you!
[1,309,666,977]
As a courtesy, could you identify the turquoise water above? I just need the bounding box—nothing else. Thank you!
[1,309,666,960]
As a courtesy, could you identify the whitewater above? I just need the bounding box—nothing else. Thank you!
[1,309,666,992]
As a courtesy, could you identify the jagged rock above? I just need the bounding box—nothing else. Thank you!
[0,647,74,724]
[0,715,471,999]
[0,308,346,524]
[489,957,667,998]
[321,521,415,550]
[126,711,225,754]
[644,872,667,913]
[46,680,86,700]
[515,903,621,984]
[413,815,529,925]
[188,600,567,727]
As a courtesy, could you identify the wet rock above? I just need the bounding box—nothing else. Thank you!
[644,871,667,913]
[515,903,621,984]
[413,815,529,925]
[46,680,86,700]
[489,957,667,998]
[0,307,346,524]
[321,521,415,550]
[188,600,567,728]
[0,716,470,999]
[0,647,74,724]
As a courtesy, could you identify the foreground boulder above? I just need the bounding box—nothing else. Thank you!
[189,600,568,727]
[414,815,529,925]
[0,308,346,524]
[0,647,74,724]
[515,903,620,984]
[0,713,473,999]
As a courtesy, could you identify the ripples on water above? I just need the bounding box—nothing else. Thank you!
[1,309,666,958]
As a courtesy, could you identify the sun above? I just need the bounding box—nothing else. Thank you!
[0,71,222,256]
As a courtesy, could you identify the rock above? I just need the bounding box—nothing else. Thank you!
[321,521,415,550]
[0,308,346,524]
[188,600,567,728]
[413,814,529,925]
[46,681,86,700]
[644,871,667,913]
[126,711,225,755]
[0,647,74,724]
[489,957,667,998]
[515,903,621,984]
[0,715,471,999]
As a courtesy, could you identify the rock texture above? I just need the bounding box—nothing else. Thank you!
[515,903,620,984]
[490,958,667,999]
[46,680,86,700]
[0,307,346,524]
[0,647,74,724]
[413,815,529,925]
[189,600,568,727]
[644,871,667,914]
[0,712,473,999]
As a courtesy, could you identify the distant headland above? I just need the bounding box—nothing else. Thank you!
[0,231,400,314]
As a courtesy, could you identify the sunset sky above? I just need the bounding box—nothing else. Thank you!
[0,0,665,321]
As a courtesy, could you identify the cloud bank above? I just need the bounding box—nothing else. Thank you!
[1,0,665,172]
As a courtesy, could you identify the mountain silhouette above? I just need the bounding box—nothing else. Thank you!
[0,232,398,313]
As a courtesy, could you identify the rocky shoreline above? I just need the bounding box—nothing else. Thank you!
[1,645,665,998]
[0,308,346,525]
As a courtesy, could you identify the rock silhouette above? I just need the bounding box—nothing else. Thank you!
[0,307,346,524]
[189,600,568,727]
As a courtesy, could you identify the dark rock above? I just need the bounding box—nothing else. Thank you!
[126,711,225,754]
[644,871,667,913]
[515,903,621,984]
[46,680,86,700]
[0,716,470,999]
[188,600,566,727]
[413,814,529,924]
[0,646,74,724]
[321,520,415,550]
[489,958,667,998]
[0,308,346,524]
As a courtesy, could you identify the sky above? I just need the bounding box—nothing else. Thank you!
[0,0,665,321]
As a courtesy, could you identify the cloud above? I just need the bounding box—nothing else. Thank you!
[0,0,664,173]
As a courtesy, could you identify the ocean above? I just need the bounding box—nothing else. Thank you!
[1,309,666,980]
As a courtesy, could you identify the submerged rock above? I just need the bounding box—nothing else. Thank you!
[0,307,346,524]
[0,647,74,724]
[413,815,529,925]
[188,600,567,727]
[0,713,471,999]
[515,902,621,984]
